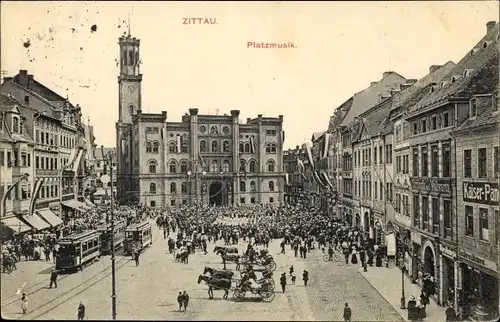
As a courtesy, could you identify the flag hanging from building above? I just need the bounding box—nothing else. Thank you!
[322,172,335,190]
[121,139,125,154]
[29,178,45,215]
[323,133,330,158]
[305,142,314,168]
[72,149,84,172]
[84,124,94,163]
[249,137,256,154]
[66,149,78,170]
[285,173,289,185]
[297,159,305,174]
[176,135,182,153]
[161,127,165,139]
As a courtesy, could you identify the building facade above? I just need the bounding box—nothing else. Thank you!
[1,70,94,236]
[283,145,306,205]
[115,33,284,207]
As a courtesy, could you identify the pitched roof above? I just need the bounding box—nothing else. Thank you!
[328,97,353,133]
[12,71,67,102]
[94,147,115,160]
[408,23,499,115]
[1,80,58,117]
[0,92,35,143]
[340,72,408,127]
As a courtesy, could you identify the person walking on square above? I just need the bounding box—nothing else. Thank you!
[134,250,140,267]
[182,291,189,312]
[21,293,28,314]
[77,301,85,320]
[49,269,58,288]
[343,303,351,322]
[177,292,184,312]
[280,272,287,293]
[302,270,309,287]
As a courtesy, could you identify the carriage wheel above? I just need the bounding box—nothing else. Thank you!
[233,290,245,301]
[268,280,275,290]
[261,290,275,303]
[323,254,331,262]
[334,254,342,262]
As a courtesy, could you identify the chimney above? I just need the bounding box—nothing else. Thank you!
[18,70,28,86]
[230,109,240,117]
[370,81,377,86]
[429,65,442,74]
[189,108,199,115]
[487,21,496,33]
[247,118,251,123]
[296,145,299,150]
[382,71,392,78]
[406,79,418,84]
[27,74,34,89]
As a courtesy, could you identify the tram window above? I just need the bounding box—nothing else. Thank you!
[82,241,88,252]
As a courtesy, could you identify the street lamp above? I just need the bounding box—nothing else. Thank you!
[400,255,406,309]
[101,146,117,320]
[187,159,207,206]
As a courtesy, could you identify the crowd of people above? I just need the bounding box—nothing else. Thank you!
[2,200,442,321]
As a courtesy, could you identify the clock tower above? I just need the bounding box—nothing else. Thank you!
[116,32,142,201]
[118,33,142,123]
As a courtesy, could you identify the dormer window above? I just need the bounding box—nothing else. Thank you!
[441,81,448,88]
[451,77,456,83]
[463,69,473,78]
[470,98,477,118]
[12,116,19,133]
[483,41,489,49]
[24,96,29,104]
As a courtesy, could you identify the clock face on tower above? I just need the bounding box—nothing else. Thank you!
[127,85,136,93]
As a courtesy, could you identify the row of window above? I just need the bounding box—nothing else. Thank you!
[147,159,276,174]
[411,111,451,136]
[148,180,276,194]
[353,144,393,167]
[35,129,76,148]
[412,144,451,178]
[465,206,498,243]
[352,180,393,202]
[0,150,31,168]
[463,147,499,179]
[413,195,453,237]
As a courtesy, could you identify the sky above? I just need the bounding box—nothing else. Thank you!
[1,1,498,149]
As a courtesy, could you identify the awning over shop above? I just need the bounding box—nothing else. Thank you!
[0,216,32,233]
[84,199,96,208]
[37,209,63,227]
[61,199,90,211]
[22,213,51,231]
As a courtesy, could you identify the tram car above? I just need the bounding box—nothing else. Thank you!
[97,220,126,255]
[124,221,153,255]
[55,230,101,272]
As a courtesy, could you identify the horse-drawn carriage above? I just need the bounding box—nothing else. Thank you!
[233,279,275,302]
[239,251,277,272]
[214,246,241,270]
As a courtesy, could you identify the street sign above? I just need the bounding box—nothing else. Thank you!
[101,174,111,184]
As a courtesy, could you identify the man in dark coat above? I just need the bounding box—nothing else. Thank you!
[77,301,85,320]
[343,303,352,322]
[280,273,287,293]
[49,269,58,288]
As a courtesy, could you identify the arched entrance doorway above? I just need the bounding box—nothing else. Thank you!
[209,182,223,206]
[355,213,360,227]
[424,245,435,276]
[363,212,370,232]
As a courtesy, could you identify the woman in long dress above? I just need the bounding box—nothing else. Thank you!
[21,293,28,314]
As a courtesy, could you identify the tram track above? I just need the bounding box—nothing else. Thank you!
[1,251,126,308]
[13,223,161,320]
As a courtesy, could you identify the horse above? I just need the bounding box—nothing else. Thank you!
[203,266,234,280]
[219,252,241,270]
[214,246,238,254]
[1,253,17,274]
[197,275,232,300]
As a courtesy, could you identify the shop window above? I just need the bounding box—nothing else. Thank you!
[465,206,474,236]
[269,197,274,203]
[479,208,489,241]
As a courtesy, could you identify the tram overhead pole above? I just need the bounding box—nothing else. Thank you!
[101,146,117,320]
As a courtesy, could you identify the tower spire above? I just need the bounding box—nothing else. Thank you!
[128,13,131,36]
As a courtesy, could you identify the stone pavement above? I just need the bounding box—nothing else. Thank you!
[9,219,407,321]
[1,258,55,300]
[358,265,448,322]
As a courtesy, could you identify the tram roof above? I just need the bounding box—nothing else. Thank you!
[126,221,151,231]
[59,230,100,242]
[97,220,127,231]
